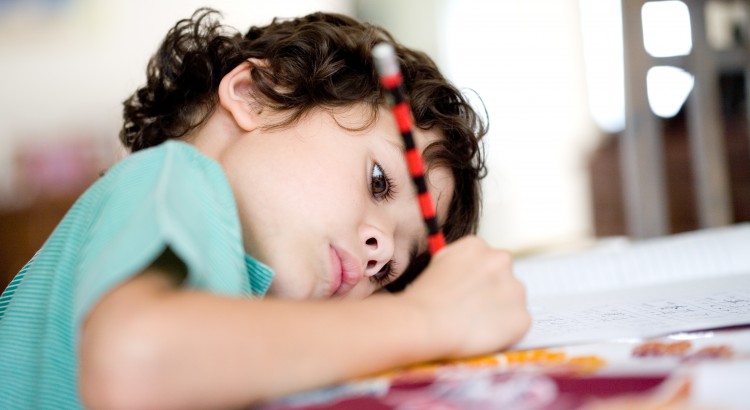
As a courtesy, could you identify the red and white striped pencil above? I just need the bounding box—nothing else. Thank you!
[372,42,446,256]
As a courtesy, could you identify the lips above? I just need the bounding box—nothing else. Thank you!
[328,247,343,295]
[329,246,364,296]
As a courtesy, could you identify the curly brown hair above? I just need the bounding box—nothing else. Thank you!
[120,8,487,291]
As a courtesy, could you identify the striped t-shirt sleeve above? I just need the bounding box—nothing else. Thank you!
[73,142,254,335]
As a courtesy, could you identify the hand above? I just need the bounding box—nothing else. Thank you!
[400,235,531,359]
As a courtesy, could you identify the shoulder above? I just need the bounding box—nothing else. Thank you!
[72,141,245,319]
[76,140,238,259]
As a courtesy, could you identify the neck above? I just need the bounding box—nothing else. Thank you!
[185,106,245,162]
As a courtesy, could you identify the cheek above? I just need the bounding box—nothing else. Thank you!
[286,152,356,195]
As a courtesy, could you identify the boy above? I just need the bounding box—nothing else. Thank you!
[0,9,530,409]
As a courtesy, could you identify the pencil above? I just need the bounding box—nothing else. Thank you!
[372,42,446,256]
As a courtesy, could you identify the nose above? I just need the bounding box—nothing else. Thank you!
[360,225,395,277]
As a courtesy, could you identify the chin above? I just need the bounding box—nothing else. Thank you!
[341,284,377,300]
[268,281,321,300]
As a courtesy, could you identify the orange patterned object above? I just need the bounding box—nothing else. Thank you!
[632,341,693,357]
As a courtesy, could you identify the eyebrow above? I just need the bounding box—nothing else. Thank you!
[385,139,406,158]
[434,190,444,224]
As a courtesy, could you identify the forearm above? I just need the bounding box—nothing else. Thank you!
[150,294,434,404]
[80,237,530,410]
[81,287,439,409]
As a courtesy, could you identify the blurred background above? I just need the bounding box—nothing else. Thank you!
[1,0,749,291]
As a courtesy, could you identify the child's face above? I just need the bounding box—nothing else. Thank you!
[218,104,453,300]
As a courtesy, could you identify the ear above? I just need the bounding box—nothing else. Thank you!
[218,59,264,132]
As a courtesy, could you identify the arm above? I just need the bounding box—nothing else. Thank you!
[79,236,530,410]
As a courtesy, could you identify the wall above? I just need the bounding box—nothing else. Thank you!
[0,0,598,256]
[0,0,353,204]
[359,0,599,253]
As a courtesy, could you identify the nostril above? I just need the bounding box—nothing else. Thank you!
[366,237,377,246]
[367,260,377,270]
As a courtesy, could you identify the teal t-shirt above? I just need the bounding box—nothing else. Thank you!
[0,140,274,409]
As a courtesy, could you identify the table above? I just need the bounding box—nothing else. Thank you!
[258,326,750,410]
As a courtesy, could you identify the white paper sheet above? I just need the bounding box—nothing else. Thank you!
[515,275,750,349]
[512,224,750,349]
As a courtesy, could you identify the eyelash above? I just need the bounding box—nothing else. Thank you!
[370,162,396,202]
[372,260,398,286]
[369,162,397,285]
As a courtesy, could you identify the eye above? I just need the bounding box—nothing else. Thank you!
[371,162,396,201]
[372,260,397,286]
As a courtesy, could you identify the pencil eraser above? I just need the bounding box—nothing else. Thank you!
[372,43,400,77]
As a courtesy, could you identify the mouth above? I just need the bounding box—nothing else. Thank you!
[329,246,363,297]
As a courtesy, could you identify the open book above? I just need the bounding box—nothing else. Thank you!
[512,223,750,350]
